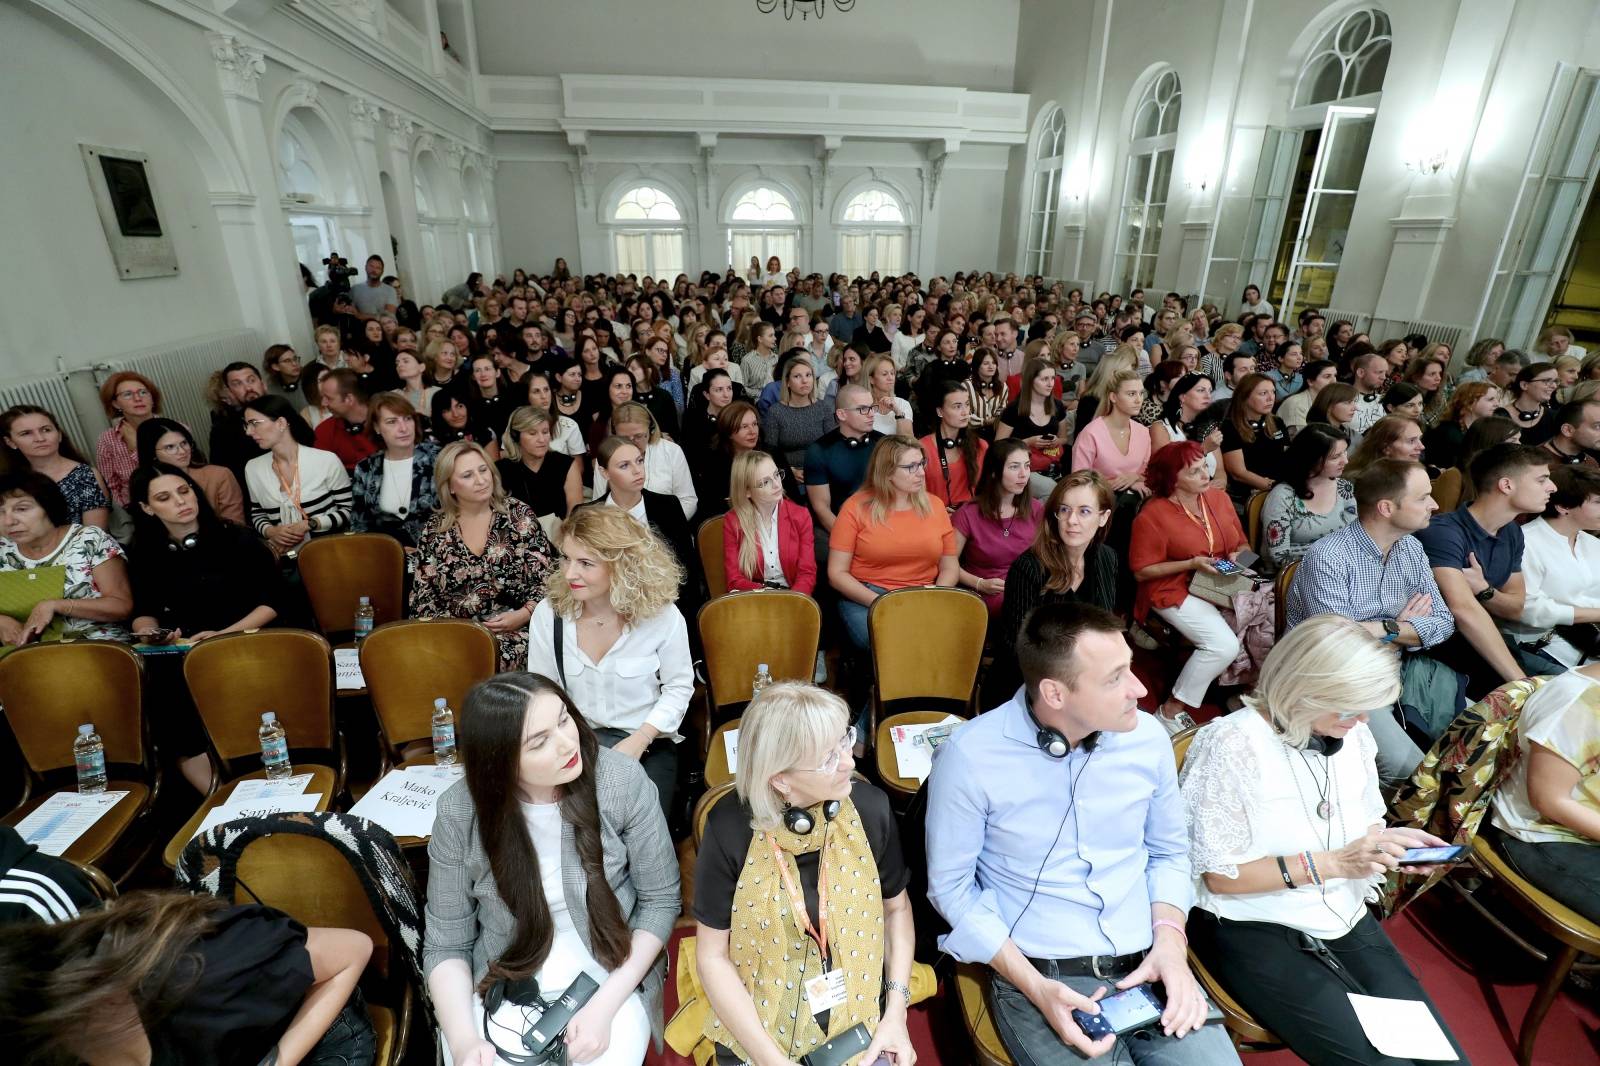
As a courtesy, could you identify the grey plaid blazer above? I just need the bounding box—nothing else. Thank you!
[422,746,681,1043]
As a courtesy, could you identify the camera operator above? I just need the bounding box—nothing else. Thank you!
[351,254,399,320]
[308,252,356,326]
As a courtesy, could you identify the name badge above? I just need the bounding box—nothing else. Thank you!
[804,969,848,1015]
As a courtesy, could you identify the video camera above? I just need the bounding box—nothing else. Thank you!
[322,252,357,289]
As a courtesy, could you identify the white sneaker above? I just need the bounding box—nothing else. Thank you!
[813,650,828,685]
[1129,623,1159,651]
[1158,709,1197,735]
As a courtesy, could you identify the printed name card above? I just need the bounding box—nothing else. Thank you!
[348,765,460,839]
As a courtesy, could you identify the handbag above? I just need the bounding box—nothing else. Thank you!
[1189,567,1257,609]
[0,564,69,649]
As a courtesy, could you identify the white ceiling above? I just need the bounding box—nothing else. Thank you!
[470,0,1021,91]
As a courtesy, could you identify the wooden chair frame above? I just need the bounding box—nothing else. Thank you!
[868,586,988,732]
[297,532,406,640]
[359,618,497,772]
[697,515,728,601]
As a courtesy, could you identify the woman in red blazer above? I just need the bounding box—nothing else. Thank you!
[723,451,817,594]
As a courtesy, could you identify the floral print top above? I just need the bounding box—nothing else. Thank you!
[0,524,130,641]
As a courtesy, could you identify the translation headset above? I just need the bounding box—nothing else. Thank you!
[938,436,960,450]
[166,532,200,553]
[482,975,555,1065]
[1025,696,1098,759]
[783,797,842,835]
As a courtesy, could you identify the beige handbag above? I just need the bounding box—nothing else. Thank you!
[1189,568,1258,609]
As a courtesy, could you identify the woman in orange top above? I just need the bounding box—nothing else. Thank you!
[828,435,958,649]
[1129,440,1247,732]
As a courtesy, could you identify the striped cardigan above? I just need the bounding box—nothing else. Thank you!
[244,445,353,539]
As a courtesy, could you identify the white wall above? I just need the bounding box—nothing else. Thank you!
[0,2,243,379]
[1005,0,1600,346]
[472,0,1020,91]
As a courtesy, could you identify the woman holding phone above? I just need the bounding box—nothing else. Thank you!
[1180,615,1466,1064]
[993,357,1070,498]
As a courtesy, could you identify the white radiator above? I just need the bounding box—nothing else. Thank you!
[1322,308,1371,334]
[0,329,260,457]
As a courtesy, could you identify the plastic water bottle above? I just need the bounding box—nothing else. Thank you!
[751,663,773,701]
[353,596,375,643]
[259,712,292,779]
[432,697,458,767]
[73,724,107,794]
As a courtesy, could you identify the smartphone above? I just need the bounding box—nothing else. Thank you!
[1211,559,1245,576]
[1398,844,1468,865]
[799,1023,872,1066]
[1073,985,1164,1039]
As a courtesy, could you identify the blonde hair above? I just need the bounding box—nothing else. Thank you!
[1096,369,1145,418]
[1083,343,1140,401]
[859,435,931,526]
[778,355,817,406]
[1212,322,1244,345]
[314,324,341,346]
[735,681,850,831]
[862,353,898,398]
[609,401,660,443]
[500,405,553,461]
[728,450,780,581]
[432,440,509,529]
[1244,614,1400,747]
[547,506,684,625]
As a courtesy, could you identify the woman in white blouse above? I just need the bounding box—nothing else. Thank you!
[527,506,693,821]
[1179,614,1465,1064]
[604,402,698,521]
[525,370,587,457]
[1509,464,1600,667]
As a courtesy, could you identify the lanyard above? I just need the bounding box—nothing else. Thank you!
[767,833,830,967]
[274,458,306,523]
[1177,496,1215,555]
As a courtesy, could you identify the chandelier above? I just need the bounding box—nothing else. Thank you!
[756,0,856,19]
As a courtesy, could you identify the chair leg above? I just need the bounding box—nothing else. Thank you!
[1519,942,1579,1066]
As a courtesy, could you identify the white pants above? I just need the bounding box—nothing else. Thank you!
[1155,595,1241,708]
[1028,472,1058,499]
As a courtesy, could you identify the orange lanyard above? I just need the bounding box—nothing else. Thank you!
[767,833,830,966]
[274,459,306,522]
[1177,496,1215,555]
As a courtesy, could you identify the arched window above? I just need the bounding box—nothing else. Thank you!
[462,167,494,280]
[277,115,336,278]
[727,185,800,278]
[1026,107,1066,277]
[277,125,322,200]
[837,186,909,277]
[1113,70,1181,292]
[609,184,687,278]
[1295,8,1391,108]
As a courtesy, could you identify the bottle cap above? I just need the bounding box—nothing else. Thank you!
[79,723,93,735]
[758,663,769,672]
[262,711,277,723]
[434,698,447,709]
[359,596,370,604]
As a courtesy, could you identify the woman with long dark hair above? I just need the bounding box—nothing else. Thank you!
[952,438,1042,614]
[0,890,375,1066]
[137,416,246,525]
[1258,424,1355,571]
[0,404,109,528]
[920,379,988,509]
[425,673,679,1066]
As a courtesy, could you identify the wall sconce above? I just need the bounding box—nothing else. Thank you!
[1405,148,1449,175]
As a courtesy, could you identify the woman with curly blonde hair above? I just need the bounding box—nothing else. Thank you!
[526,504,692,817]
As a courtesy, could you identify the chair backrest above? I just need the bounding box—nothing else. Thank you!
[694,782,737,848]
[297,533,406,636]
[1171,724,1201,770]
[361,619,497,755]
[234,832,393,979]
[0,641,146,775]
[697,590,821,713]
[185,629,334,769]
[869,587,988,711]
[697,515,728,600]
[1274,559,1299,638]
[1246,490,1269,554]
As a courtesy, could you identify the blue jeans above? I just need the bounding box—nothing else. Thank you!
[838,582,889,651]
[1496,828,1600,925]
[989,962,1240,1066]
[299,988,376,1066]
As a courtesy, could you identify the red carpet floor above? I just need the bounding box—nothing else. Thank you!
[648,645,1599,1064]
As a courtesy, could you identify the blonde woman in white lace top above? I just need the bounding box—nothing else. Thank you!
[1177,614,1466,1064]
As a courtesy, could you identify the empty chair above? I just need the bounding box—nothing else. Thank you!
[297,532,405,640]
[696,590,820,736]
[697,515,728,600]
[868,586,987,730]
[162,629,342,866]
[0,641,154,883]
[360,618,497,771]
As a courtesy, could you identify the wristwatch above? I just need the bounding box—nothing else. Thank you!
[1475,585,1496,603]
[1380,618,1400,643]
[884,979,912,1007]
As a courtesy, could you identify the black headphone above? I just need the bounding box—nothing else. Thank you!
[166,532,200,553]
[1304,733,1344,757]
[481,975,561,1065]
[938,436,960,450]
[783,798,841,835]
[1026,695,1097,759]
[842,434,866,449]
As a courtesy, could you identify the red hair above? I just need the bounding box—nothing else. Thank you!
[1145,440,1205,498]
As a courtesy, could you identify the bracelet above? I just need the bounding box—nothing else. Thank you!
[1296,851,1312,885]
[883,979,911,1006]
[1275,855,1295,889]
[1151,918,1187,944]
[1305,851,1323,887]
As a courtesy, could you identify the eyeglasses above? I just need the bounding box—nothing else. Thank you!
[157,441,191,455]
[116,388,152,401]
[754,470,787,491]
[847,404,875,416]
[896,459,928,473]
[243,418,272,430]
[800,727,858,775]
[1334,710,1369,722]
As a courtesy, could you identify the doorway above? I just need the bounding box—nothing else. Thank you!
[379,171,406,278]
[1549,178,1600,345]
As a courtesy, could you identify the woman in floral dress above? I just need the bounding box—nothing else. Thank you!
[409,440,558,671]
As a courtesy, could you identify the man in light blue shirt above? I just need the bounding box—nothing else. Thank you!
[927,603,1238,1064]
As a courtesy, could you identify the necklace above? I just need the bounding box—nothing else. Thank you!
[1283,742,1336,821]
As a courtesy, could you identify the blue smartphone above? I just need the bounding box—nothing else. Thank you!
[1398,844,1467,865]
[1072,985,1164,1038]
